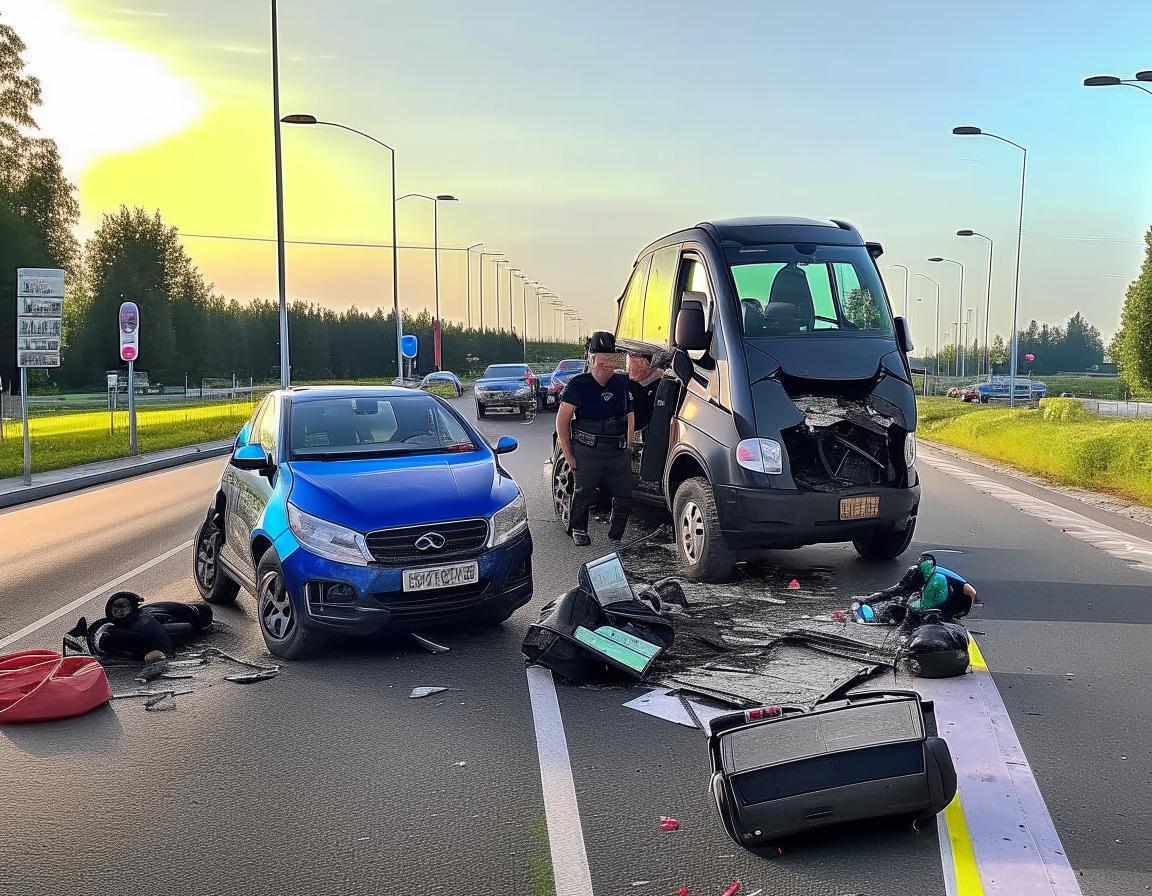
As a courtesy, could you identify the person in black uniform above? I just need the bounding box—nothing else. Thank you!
[556,332,635,546]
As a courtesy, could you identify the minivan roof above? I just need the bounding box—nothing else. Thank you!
[636,216,865,259]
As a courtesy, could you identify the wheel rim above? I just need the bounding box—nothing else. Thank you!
[679,500,705,564]
[259,569,294,641]
[553,456,573,527]
[195,528,219,589]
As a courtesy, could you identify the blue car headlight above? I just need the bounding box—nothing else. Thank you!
[488,493,528,547]
[287,502,373,566]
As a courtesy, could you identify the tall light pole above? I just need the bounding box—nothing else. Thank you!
[915,273,941,379]
[957,230,994,377]
[537,288,556,342]
[494,259,510,331]
[478,252,503,330]
[521,279,538,362]
[397,193,457,369]
[1084,72,1152,96]
[885,264,911,318]
[953,126,1027,405]
[464,242,483,329]
[965,308,976,373]
[270,0,290,386]
[507,266,520,332]
[281,113,403,378]
[928,257,965,377]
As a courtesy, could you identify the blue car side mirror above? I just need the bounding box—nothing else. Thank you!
[495,436,518,455]
[231,443,272,470]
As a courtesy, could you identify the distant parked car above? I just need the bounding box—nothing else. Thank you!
[419,371,465,398]
[474,363,541,417]
[543,359,588,409]
[947,387,962,398]
[961,385,978,402]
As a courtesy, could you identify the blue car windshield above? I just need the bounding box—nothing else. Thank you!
[729,245,893,337]
[288,396,476,460]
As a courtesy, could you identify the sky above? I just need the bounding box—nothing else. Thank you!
[5,0,1152,352]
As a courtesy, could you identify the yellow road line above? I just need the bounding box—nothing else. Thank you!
[944,795,986,896]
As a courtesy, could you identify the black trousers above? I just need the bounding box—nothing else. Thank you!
[570,442,633,535]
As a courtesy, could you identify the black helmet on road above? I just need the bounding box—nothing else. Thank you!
[586,331,616,354]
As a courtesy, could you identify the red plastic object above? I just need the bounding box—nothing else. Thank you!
[831,610,846,622]
[722,883,741,896]
[660,816,680,832]
[678,889,688,896]
[788,579,800,589]
[0,650,112,724]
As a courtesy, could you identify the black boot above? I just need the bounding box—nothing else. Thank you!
[607,507,631,541]
[572,529,591,547]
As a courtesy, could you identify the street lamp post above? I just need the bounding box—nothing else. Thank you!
[281,114,403,378]
[397,193,458,370]
[464,242,483,329]
[521,279,538,362]
[494,259,510,331]
[953,126,1028,405]
[928,257,965,377]
[886,264,911,318]
[270,0,290,387]
[957,230,994,377]
[1083,72,1152,96]
[507,266,520,333]
[915,273,941,387]
[478,252,503,330]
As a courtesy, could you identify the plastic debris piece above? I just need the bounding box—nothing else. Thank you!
[722,883,741,896]
[134,661,169,683]
[159,672,195,680]
[200,647,278,671]
[111,688,192,700]
[630,883,650,888]
[225,669,280,684]
[453,761,467,768]
[660,816,680,832]
[144,694,176,712]
[745,890,763,896]
[776,847,784,856]
[788,579,800,590]
[679,889,689,896]
[831,610,846,622]
[411,633,450,654]
[410,686,451,699]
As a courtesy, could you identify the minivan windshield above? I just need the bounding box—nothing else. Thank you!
[728,245,893,337]
[288,396,476,460]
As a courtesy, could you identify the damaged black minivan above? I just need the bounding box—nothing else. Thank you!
[577,217,918,581]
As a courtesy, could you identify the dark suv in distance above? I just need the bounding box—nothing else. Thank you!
[552,217,919,581]
[474,364,541,417]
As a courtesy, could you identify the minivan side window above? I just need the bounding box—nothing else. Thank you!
[680,257,712,322]
[641,245,681,346]
[616,254,652,342]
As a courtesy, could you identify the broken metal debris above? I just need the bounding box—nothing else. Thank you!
[144,694,176,712]
[111,688,193,700]
[411,633,451,654]
[225,669,280,684]
[409,687,451,699]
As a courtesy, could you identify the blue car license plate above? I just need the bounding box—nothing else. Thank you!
[403,561,480,592]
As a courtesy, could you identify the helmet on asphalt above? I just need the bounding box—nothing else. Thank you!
[105,591,145,626]
[586,331,616,354]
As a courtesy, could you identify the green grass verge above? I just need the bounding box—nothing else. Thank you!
[917,397,1152,506]
[0,402,253,478]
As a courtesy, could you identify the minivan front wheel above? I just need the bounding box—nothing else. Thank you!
[673,477,734,582]
[852,518,917,562]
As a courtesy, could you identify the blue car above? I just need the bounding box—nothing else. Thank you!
[192,386,533,658]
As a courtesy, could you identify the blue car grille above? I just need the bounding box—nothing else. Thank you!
[365,518,490,565]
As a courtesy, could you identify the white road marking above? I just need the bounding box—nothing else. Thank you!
[0,540,193,651]
[920,447,1152,572]
[525,665,595,896]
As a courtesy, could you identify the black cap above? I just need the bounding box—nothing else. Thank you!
[586,331,616,354]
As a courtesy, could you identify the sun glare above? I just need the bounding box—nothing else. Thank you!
[4,0,206,176]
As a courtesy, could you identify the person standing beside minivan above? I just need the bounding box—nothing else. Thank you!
[556,332,635,546]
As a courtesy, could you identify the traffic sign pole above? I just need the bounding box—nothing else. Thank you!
[128,360,137,456]
[20,367,30,485]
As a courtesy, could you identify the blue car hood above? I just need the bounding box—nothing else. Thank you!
[287,453,516,533]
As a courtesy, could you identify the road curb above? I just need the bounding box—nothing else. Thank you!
[0,442,233,510]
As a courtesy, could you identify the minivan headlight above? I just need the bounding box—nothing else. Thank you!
[904,433,917,469]
[287,502,372,566]
[736,439,783,475]
[489,493,528,547]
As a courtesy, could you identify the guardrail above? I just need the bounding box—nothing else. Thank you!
[1078,398,1152,419]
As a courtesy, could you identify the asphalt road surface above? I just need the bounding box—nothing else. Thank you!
[1,395,1149,895]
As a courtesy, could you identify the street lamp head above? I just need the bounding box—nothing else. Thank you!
[1084,75,1122,87]
[435,194,458,202]
[956,229,975,237]
[281,113,318,125]
[952,126,982,136]
[928,257,944,263]
[1136,71,1152,82]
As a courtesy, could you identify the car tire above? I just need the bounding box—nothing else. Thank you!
[551,447,574,529]
[476,403,486,419]
[193,512,239,605]
[256,549,323,660]
[852,518,917,562]
[673,477,734,583]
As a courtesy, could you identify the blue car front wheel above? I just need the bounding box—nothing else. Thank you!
[256,549,323,660]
